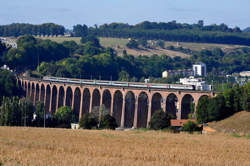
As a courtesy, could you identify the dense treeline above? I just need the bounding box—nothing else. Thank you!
[0,69,22,104]
[0,23,65,37]
[73,21,250,46]
[3,35,69,71]
[196,83,250,123]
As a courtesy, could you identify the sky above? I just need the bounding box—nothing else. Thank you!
[0,0,249,29]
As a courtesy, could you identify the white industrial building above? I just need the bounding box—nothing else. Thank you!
[180,76,212,91]
[193,62,206,77]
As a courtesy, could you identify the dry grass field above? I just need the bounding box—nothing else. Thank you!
[209,111,250,134]
[0,127,250,166]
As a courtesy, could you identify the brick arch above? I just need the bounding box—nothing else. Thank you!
[181,94,194,119]
[51,85,58,114]
[113,90,123,127]
[31,82,35,104]
[40,84,45,103]
[58,86,65,109]
[24,82,27,97]
[137,91,148,128]
[45,84,51,113]
[124,91,136,128]
[151,92,162,117]
[92,88,101,112]
[102,89,112,113]
[73,87,81,121]
[35,83,40,104]
[166,93,178,118]
[81,88,91,116]
[65,86,73,107]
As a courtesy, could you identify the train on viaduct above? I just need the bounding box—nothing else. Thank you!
[18,76,215,128]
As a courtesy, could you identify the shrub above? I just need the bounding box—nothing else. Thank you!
[149,110,171,130]
[182,121,201,133]
[54,106,73,128]
[79,113,98,129]
[99,114,118,130]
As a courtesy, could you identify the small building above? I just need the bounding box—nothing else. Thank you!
[180,76,212,91]
[193,62,206,77]
[162,69,193,78]
[239,71,250,77]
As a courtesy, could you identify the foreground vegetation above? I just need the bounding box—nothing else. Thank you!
[0,127,249,166]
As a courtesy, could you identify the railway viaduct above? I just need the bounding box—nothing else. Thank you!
[18,77,215,128]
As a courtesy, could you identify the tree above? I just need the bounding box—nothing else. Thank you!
[19,97,34,126]
[54,106,73,128]
[33,102,45,126]
[126,39,138,49]
[0,69,22,104]
[73,24,88,37]
[118,70,130,81]
[182,121,201,133]
[99,114,118,130]
[196,96,209,123]
[79,113,98,129]
[149,110,171,130]
[81,35,101,48]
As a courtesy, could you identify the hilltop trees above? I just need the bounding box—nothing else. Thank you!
[0,69,22,104]
[3,35,69,71]
[0,23,65,37]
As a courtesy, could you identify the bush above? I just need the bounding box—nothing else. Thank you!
[182,121,201,133]
[54,106,73,128]
[99,114,118,130]
[149,110,171,130]
[79,113,98,129]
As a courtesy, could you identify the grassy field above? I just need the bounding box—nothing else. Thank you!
[209,111,250,134]
[0,127,250,166]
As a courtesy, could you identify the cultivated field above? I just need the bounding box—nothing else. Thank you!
[0,127,250,166]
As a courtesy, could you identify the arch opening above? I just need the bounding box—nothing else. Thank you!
[124,91,135,128]
[73,88,81,121]
[27,82,31,97]
[58,86,65,109]
[166,93,178,118]
[51,86,57,114]
[151,93,162,117]
[137,92,148,128]
[92,89,100,111]
[82,88,90,116]
[181,94,194,119]
[65,87,73,107]
[102,89,111,113]
[31,83,35,103]
[35,84,40,104]
[45,85,51,113]
[40,84,45,103]
[113,90,123,127]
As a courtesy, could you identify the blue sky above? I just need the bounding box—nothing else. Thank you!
[1,0,249,29]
